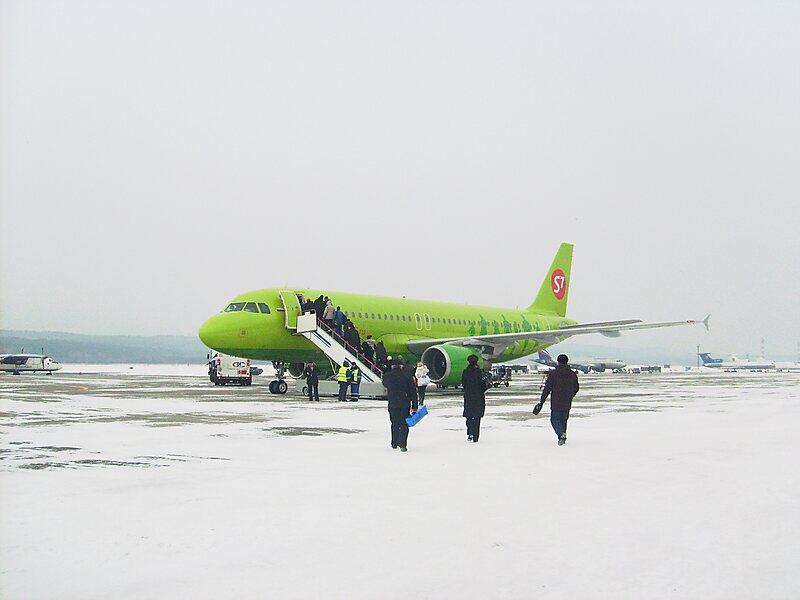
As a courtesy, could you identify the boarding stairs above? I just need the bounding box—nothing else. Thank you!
[294,313,383,383]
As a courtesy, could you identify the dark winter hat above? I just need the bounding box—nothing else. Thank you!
[467,354,479,364]
[393,356,404,365]
[557,354,569,364]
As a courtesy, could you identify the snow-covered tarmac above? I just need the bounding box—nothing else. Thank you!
[2,369,799,599]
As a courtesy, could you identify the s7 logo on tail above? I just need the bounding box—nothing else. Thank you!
[551,269,566,300]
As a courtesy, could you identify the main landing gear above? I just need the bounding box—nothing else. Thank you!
[268,361,289,394]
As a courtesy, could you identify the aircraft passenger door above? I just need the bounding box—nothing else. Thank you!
[414,313,423,331]
[278,290,302,330]
[423,313,432,331]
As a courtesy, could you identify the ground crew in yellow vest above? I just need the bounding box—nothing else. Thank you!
[337,361,351,402]
[350,364,361,402]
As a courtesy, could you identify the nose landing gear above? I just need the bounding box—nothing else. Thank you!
[268,361,289,394]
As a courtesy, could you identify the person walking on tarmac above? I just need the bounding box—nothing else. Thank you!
[337,360,353,402]
[350,363,361,401]
[303,361,321,401]
[415,362,431,405]
[534,354,579,446]
[461,354,486,442]
[382,356,418,452]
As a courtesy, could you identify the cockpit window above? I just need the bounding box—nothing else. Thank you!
[258,303,271,314]
[225,303,246,312]
[244,302,259,313]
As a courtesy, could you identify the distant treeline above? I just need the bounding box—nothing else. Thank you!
[0,330,208,364]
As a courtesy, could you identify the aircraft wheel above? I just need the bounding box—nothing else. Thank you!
[302,386,309,396]
[268,380,278,394]
[276,380,288,394]
[505,381,509,387]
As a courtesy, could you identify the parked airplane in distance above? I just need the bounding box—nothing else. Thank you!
[534,349,626,373]
[698,353,775,371]
[0,354,62,374]
[199,242,708,392]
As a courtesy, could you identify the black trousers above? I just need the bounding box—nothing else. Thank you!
[551,409,569,439]
[389,408,410,448]
[465,416,482,441]
[417,385,427,405]
[338,381,349,401]
[307,380,319,401]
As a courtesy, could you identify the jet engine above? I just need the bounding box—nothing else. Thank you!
[287,362,306,378]
[421,344,484,386]
[287,361,333,379]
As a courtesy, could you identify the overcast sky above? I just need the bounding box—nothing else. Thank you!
[1,1,798,358]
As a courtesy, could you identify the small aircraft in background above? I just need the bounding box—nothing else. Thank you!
[0,353,62,374]
[534,349,626,373]
[698,353,775,371]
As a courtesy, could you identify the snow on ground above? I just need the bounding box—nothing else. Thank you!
[1,370,799,599]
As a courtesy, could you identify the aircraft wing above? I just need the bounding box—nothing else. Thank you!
[406,316,709,356]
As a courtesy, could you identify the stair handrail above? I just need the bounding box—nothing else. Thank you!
[314,316,383,377]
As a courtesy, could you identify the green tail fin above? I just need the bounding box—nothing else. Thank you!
[527,243,574,316]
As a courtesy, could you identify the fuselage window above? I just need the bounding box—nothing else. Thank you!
[377,314,382,319]
[383,314,388,320]
[371,313,375,319]
[244,302,259,313]
[389,315,394,320]
[225,303,246,312]
[358,312,363,318]
[258,303,271,314]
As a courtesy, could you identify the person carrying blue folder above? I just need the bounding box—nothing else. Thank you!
[381,356,418,452]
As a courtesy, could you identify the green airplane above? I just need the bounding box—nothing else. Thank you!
[198,243,707,388]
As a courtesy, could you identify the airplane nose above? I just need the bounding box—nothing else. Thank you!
[198,314,228,350]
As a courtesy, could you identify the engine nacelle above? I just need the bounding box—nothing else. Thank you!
[287,361,333,379]
[287,362,306,378]
[421,344,484,386]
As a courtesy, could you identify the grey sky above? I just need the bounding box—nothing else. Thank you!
[1,1,798,358]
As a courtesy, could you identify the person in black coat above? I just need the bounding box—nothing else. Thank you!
[345,324,361,351]
[535,353,579,445]
[375,341,388,372]
[302,361,321,401]
[382,356,418,451]
[313,295,326,319]
[461,354,486,442]
[361,340,375,364]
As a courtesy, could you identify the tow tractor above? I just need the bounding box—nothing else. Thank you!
[490,365,513,387]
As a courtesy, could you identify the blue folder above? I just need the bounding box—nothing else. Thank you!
[405,405,428,427]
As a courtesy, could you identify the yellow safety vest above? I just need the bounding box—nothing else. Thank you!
[351,367,360,383]
[337,366,349,382]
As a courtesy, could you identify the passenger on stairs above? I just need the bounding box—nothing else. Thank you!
[361,339,375,365]
[313,295,326,319]
[375,341,388,372]
[333,306,344,336]
[322,298,335,328]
